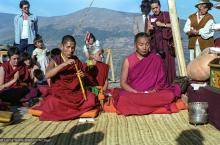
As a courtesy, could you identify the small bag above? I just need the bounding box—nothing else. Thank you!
[173,76,190,93]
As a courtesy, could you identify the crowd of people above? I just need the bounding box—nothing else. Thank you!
[0,0,219,121]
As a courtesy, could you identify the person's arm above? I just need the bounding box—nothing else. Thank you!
[45,59,75,79]
[199,19,215,39]
[0,67,19,90]
[183,18,191,34]
[120,58,138,93]
[212,23,220,30]
[156,21,171,28]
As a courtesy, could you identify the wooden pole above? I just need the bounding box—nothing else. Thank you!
[105,48,110,64]
[168,0,187,76]
[74,63,87,100]
[109,49,116,82]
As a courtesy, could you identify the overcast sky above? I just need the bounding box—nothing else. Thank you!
[0,0,219,22]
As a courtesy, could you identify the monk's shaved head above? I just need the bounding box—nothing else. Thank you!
[134,32,151,43]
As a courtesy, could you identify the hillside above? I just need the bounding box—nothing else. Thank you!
[0,7,219,79]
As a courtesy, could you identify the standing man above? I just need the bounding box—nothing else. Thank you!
[184,0,215,61]
[147,0,176,84]
[14,0,38,56]
[133,0,151,34]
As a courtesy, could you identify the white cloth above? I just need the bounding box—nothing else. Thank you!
[32,48,49,74]
[21,20,29,39]
[212,23,220,30]
[83,40,101,56]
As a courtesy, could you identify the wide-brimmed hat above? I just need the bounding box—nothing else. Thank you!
[195,0,213,8]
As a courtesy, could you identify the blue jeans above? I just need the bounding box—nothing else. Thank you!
[15,39,35,56]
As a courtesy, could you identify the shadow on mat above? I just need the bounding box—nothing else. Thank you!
[176,129,204,145]
[34,122,104,145]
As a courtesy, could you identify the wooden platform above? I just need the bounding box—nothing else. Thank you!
[0,110,220,145]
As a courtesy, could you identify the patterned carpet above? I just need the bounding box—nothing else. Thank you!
[0,110,220,145]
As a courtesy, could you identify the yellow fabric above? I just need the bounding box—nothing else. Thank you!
[0,111,13,123]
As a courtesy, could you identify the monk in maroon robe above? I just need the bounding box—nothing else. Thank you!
[33,35,98,121]
[0,47,32,105]
[113,32,181,116]
[84,49,109,89]
[147,0,176,84]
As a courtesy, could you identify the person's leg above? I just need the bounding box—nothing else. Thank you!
[15,39,28,54]
[27,44,35,56]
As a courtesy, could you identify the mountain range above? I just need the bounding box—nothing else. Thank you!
[0,7,219,79]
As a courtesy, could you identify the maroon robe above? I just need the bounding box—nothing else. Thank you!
[149,11,176,84]
[34,55,98,121]
[84,61,109,86]
[0,61,32,105]
[113,53,181,115]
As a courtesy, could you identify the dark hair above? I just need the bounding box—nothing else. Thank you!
[7,46,20,58]
[50,48,61,58]
[33,69,44,81]
[19,0,30,9]
[134,32,151,43]
[89,32,96,42]
[34,34,43,45]
[20,52,31,62]
[150,0,161,6]
[20,52,35,66]
[61,35,76,45]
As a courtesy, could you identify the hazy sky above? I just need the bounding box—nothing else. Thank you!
[0,0,219,22]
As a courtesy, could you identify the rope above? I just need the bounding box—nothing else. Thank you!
[73,0,96,36]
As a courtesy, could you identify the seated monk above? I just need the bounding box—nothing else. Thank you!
[32,35,99,121]
[0,47,33,106]
[113,32,182,115]
[84,48,109,91]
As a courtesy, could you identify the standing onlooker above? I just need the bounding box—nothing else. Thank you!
[32,35,49,75]
[133,0,151,35]
[147,0,176,84]
[14,0,38,56]
[184,0,215,61]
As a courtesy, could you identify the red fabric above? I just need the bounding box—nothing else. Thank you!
[215,38,220,47]
[84,61,109,86]
[2,61,30,87]
[149,11,176,84]
[113,88,178,115]
[33,55,98,121]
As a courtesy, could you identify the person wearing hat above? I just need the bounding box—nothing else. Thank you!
[184,0,215,61]
[133,0,151,34]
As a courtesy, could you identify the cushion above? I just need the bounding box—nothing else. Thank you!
[28,107,99,118]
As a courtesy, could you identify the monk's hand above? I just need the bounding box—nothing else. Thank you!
[13,71,20,82]
[156,21,164,27]
[148,89,157,93]
[76,70,85,78]
[148,22,154,30]
[63,59,75,66]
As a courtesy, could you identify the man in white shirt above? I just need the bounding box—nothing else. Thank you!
[133,0,151,35]
[14,0,38,56]
[184,0,215,61]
